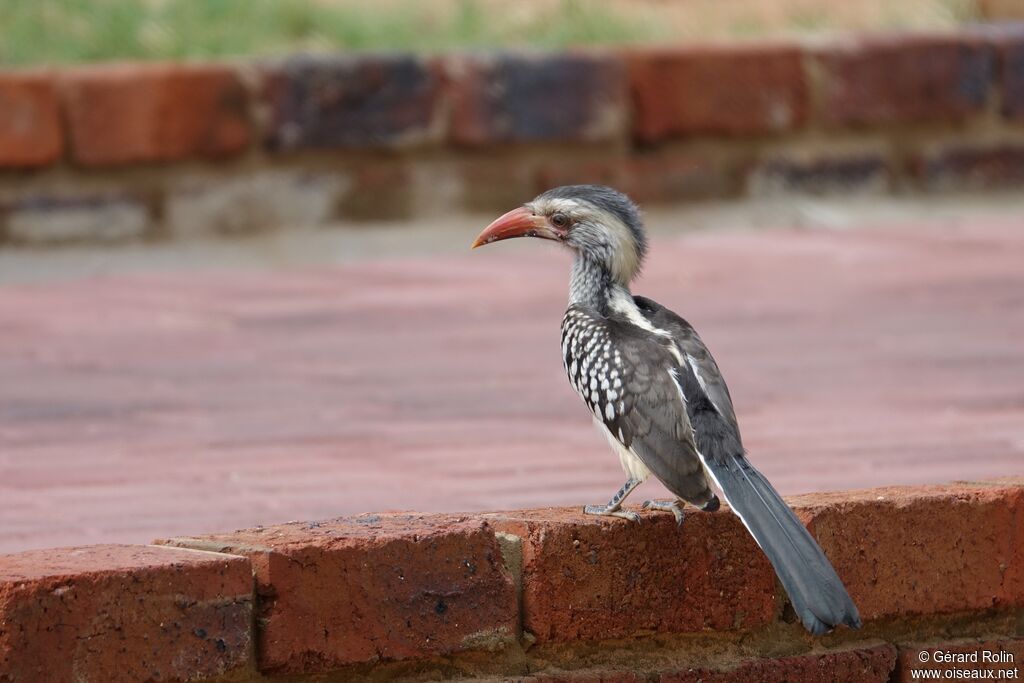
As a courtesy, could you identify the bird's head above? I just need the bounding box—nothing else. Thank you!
[472,185,647,286]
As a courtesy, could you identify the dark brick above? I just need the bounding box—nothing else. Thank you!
[447,53,627,145]
[0,544,253,682]
[628,45,808,141]
[264,55,442,151]
[914,143,1024,190]
[749,152,891,195]
[0,72,62,168]
[815,35,994,126]
[3,191,151,244]
[486,507,776,645]
[661,644,897,683]
[61,64,251,166]
[160,513,517,674]
[993,25,1024,118]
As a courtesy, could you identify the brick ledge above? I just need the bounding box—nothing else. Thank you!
[0,478,1021,681]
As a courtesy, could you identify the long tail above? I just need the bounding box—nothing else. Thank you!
[701,453,862,635]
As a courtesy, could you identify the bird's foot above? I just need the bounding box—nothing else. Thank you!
[642,499,686,526]
[584,504,641,523]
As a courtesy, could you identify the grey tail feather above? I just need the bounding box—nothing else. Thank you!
[703,454,862,635]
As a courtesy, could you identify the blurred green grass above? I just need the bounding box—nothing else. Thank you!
[1,0,981,67]
[0,0,661,66]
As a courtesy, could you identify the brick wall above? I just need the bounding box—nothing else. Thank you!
[1,479,1022,682]
[1,27,1023,245]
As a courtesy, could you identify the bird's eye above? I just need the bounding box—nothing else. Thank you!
[550,212,569,229]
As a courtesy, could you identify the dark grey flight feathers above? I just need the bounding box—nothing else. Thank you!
[475,184,862,635]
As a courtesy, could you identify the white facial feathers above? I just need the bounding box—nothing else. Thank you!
[528,197,643,285]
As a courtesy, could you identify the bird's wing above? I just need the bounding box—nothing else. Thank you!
[633,295,740,435]
[601,320,716,505]
[631,298,860,633]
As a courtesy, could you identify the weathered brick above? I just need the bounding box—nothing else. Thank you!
[447,53,627,145]
[661,644,897,683]
[402,159,536,217]
[454,159,537,212]
[792,483,1024,622]
[895,639,1024,682]
[62,64,250,166]
[628,45,808,141]
[815,35,994,127]
[748,151,891,196]
[0,73,62,168]
[339,162,414,220]
[4,191,151,244]
[913,143,1024,190]
[536,158,624,191]
[513,646,896,683]
[994,26,1024,118]
[623,153,735,202]
[263,55,442,151]
[538,153,732,203]
[160,513,517,675]
[522,672,645,683]
[485,507,776,645]
[165,170,347,237]
[0,544,253,682]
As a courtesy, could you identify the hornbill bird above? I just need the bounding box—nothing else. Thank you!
[472,185,861,635]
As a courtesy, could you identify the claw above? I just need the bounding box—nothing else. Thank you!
[642,499,686,527]
[584,504,641,523]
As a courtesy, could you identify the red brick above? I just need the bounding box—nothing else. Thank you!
[0,544,253,682]
[895,639,1024,682]
[661,644,897,683]
[815,35,994,127]
[0,72,62,168]
[791,483,1024,622]
[263,55,442,151]
[160,513,517,675]
[1003,483,1024,604]
[628,45,808,141]
[61,64,250,166]
[486,507,776,645]
[447,53,627,145]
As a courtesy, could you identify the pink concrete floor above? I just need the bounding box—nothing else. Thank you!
[1,220,1023,553]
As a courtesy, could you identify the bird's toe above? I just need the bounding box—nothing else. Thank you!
[642,499,686,527]
[584,504,641,523]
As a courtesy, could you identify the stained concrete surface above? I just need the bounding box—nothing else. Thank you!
[1,196,1022,552]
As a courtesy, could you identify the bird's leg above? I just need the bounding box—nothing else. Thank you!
[584,479,641,522]
[642,499,686,526]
